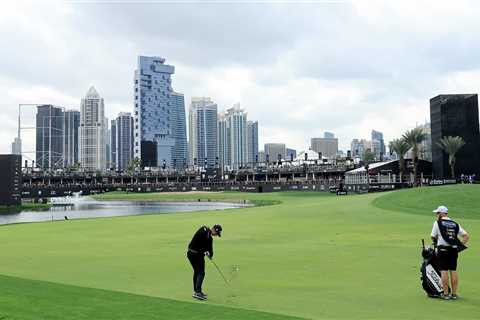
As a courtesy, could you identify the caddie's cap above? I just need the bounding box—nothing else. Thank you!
[433,205,448,214]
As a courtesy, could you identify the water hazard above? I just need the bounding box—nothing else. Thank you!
[0,197,250,226]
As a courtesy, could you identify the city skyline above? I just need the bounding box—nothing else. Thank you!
[3,2,480,155]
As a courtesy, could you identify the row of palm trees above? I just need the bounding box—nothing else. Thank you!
[389,128,465,183]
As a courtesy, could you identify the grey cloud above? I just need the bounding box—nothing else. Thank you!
[2,1,480,154]
[70,2,346,66]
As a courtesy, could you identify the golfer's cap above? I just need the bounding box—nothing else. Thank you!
[433,205,448,214]
[213,224,222,237]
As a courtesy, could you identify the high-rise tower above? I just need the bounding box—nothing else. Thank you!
[79,86,106,171]
[134,56,187,168]
[188,97,218,168]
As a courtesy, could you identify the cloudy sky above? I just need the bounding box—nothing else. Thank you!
[2,0,480,157]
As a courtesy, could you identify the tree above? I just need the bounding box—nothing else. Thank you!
[363,149,375,164]
[402,128,427,184]
[127,157,141,173]
[363,149,375,174]
[437,136,466,179]
[389,138,410,183]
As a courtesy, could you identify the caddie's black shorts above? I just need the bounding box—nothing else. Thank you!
[437,246,458,271]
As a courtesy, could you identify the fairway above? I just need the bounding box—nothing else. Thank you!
[0,185,479,319]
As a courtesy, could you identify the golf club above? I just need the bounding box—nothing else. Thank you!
[209,259,230,286]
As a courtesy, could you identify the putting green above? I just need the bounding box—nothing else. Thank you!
[0,186,479,319]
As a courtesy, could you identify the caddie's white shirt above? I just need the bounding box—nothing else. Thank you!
[431,217,467,247]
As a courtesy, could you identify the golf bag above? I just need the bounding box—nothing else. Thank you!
[420,240,444,297]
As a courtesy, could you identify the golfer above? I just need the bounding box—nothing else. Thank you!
[187,224,222,300]
[431,205,469,300]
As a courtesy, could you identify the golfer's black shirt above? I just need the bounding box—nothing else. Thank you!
[188,226,213,258]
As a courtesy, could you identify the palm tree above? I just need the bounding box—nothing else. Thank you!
[389,139,410,183]
[437,136,466,179]
[402,128,427,184]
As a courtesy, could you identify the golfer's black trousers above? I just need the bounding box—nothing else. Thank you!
[187,251,205,293]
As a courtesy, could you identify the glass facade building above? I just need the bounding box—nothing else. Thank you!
[189,97,218,168]
[217,112,228,171]
[311,137,338,158]
[36,105,64,169]
[110,119,116,169]
[79,86,106,171]
[371,129,386,161]
[264,143,286,162]
[430,94,480,178]
[247,120,258,165]
[172,93,188,168]
[225,104,247,169]
[134,56,187,168]
[113,112,134,171]
[64,110,80,167]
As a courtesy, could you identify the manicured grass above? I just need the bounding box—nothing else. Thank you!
[372,184,480,219]
[0,186,479,319]
[0,274,302,320]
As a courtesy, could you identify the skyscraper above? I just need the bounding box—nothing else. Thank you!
[225,104,248,169]
[36,105,64,169]
[264,143,286,162]
[113,112,134,171]
[371,129,386,161]
[189,97,218,168]
[79,86,106,171]
[105,117,111,169]
[110,119,116,169]
[171,92,188,168]
[311,136,338,158]
[350,139,364,159]
[64,110,80,167]
[217,112,229,170]
[417,122,432,162]
[430,94,480,177]
[247,120,259,165]
[134,56,187,168]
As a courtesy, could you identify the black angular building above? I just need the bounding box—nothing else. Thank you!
[430,94,480,178]
[0,155,22,206]
[141,140,157,168]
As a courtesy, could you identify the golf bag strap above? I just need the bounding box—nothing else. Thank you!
[437,220,467,252]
